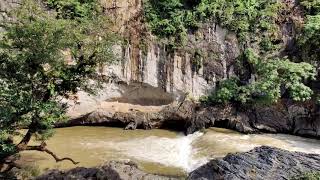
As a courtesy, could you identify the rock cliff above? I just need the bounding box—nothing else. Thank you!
[66,0,241,118]
[1,0,319,138]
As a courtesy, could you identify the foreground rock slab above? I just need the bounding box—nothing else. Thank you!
[36,161,181,180]
[188,146,320,180]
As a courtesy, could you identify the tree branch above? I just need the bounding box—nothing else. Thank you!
[24,142,79,165]
[17,129,33,150]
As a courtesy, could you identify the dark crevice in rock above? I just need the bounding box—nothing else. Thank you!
[212,119,230,129]
[160,120,187,132]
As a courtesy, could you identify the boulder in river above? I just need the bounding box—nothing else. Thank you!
[36,161,181,180]
[188,146,320,180]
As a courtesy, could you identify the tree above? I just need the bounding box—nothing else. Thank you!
[0,0,116,172]
[201,49,316,105]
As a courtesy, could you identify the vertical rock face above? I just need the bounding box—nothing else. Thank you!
[0,0,240,117]
[95,0,240,107]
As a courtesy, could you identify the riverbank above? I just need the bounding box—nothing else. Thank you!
[59,100,320,139]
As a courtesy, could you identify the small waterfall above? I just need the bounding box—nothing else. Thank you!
[108,132,207,172]
[85,131,207,172]
[76,127,320,175]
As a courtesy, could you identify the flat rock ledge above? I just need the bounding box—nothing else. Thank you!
[188,146,320,180]
[57,101,257,135]
[58,100,320,139]
[36,161,181,180]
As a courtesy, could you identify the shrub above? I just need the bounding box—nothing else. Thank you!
[292,172,320,180]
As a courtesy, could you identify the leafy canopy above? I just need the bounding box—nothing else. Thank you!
[144,0,282,49]
[201,49,316,104]
[45,0,100,19]
[298,0,320,63]
[0,0,116,163]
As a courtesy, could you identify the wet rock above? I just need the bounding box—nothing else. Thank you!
[36,161,180,180]
[58,100,320,138]
[252,105,292,133]
[186,105,255,134]
[188,146,320,180]
[249,103,320,138]
[57,102,188,132]
[289,105,320,137]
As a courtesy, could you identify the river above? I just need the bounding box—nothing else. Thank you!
[19,127,320,177]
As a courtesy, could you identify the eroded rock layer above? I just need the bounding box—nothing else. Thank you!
[188,146,320,180]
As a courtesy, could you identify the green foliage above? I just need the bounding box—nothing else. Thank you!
[300,0,320,15]
[0,0,116,162]
[201,78,239,104]
[298,2,320,63]
[144,0,191,45]
[292,172,320,180]
[196,0,281,44]
[254,58,315,102]
[202,49,316,104]
[44,0,101,19]
[296,0,320,104]
[145,0,316,105]
[144,0,282,48]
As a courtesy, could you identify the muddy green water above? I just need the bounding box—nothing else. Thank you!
[19,127,320,177]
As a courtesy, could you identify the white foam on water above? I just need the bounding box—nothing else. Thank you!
[82,131,207,172]
[109,131,208,172]
[79,128,320,173]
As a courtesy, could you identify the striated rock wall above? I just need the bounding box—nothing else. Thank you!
[94,1,237,95]
[68,0,240,116]
[0,0,241,120]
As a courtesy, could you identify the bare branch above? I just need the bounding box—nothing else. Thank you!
[24,142,79,165]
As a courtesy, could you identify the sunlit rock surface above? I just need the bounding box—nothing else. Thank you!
[36,161,181,180]
[188,146,320,180]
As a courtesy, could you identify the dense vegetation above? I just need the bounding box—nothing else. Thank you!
[144,0,282,50]
[292,172,320,180]
[144,0,318,104]
[299,0,320,64]
[45,0,101,19]
[0,0,115,172]
[201,49,315,104]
